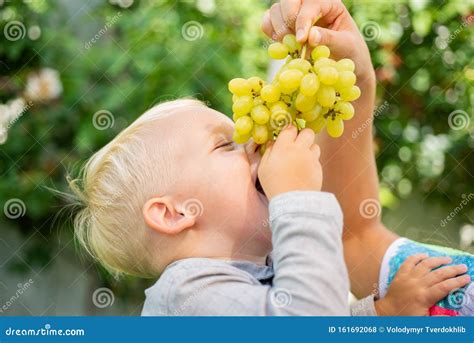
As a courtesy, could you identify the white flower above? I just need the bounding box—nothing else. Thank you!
[24,68,62,102]
[0,97,29,145]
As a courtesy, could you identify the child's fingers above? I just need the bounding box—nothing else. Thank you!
[310,143,321,158]
[270,3,292,40]
[424,264,468,287]
[397,253,428,274]
[275,125,298,147]
[426,274,471,304]
[414,256,453,276]
[261,10,273,39]
[261,140,274,158]
[295,0,320,43]
[295,128,315,148]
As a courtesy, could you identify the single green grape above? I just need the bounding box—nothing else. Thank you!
[287,58,312,73]
[248,76,263,93]
[300,73,320,96]
[268,42,289,59]
[228,78,252,96]
[326,117,344,137]
[261,84,281,103]
[336,58,355,72]
[316,85,336,107]
[339,85,361,101]
[233,131,251,144]
[334,101,354,120]
[295,93,317,112]
[278,69,304,93]
[311,45,330,60]
[253,96,264,106]
[300,104,323,122]
[318,67,339,85]
[335,71,356,89]
[305,115,327,133]
[252,124,269,144]
[232,95,253,115]
[235,116,254,135]
[313,58,336,73]
[282,34,301,53]
[232,111,247,121]
[251,104,271,124]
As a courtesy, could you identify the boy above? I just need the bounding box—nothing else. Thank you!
[68,100,468,315]
[262,0,473,315]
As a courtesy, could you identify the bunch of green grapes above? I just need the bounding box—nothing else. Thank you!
[228,34,360,149]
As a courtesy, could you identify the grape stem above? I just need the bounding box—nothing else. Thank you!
[300,44,307,59]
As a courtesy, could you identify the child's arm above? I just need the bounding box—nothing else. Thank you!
[374,254,470,316]
[262,0,398,298]
[151,127,350,315]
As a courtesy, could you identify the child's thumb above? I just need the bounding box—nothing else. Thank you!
[308,26,348,57]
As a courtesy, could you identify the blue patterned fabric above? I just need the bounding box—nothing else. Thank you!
[383,239,473,315]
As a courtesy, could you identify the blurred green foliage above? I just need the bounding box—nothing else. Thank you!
[0,0,473,292]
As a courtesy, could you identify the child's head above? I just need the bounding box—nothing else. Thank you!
[69,99,271,278]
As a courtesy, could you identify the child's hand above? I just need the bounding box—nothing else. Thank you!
[258,126,322,199]
[261,0,373,78]
[374,254,471,316]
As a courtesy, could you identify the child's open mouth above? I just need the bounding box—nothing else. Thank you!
[255,177,266,197]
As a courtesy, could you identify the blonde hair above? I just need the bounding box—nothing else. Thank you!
[67,99,206,278]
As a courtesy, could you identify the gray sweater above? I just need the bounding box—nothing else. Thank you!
[141,191,377,316]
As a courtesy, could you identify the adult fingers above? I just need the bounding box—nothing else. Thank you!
[295,0,320,43]
[281,0,301,33]
[270,3,292,40]
[308,26,351,58]
[261,10,274,38]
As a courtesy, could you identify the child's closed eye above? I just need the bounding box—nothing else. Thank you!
[215,141,234,150]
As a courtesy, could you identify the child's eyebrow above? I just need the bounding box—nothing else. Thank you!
[207,123,233,138]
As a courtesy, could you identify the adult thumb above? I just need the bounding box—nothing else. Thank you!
[308,26,349,58]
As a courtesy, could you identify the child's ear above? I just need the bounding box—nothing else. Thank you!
[142,197,196,235]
